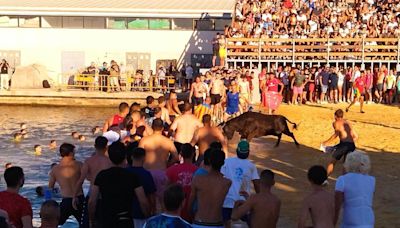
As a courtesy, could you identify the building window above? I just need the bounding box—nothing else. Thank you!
[195,19,214,30]
[19,16,40,28]
[84,17,105,29]
[172,18,193,30]
[107,18,126,29]
[214,19,231,31]
[127,18,148,29]
[63,17,84,28]
[41,16,62,28]
[149,19,170,30]
[0,16,19,27]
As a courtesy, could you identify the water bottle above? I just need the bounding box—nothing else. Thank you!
[44,189,52,200]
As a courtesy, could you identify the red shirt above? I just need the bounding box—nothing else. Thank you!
[355,77,366,93]
[266,78,281,92]
[0,191,32,228]
[166,163,197,222]
[112,114,124,126]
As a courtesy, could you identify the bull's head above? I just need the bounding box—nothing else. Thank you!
[221,122,235,140]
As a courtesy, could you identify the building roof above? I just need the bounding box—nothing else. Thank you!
[0,0,234,18]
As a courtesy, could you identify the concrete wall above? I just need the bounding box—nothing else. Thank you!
[0,28,216,75]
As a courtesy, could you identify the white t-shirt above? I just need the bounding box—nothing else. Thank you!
[335,173,375,227]
[309,20,318,32]
[221,157,260,208]
[352,70,360,82]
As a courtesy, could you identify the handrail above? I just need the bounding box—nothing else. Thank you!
[226,37,400,64]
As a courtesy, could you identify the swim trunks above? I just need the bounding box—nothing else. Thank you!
[210,93,222,105]
[149,170,168,202]
[59,195,85,227]
[332,141,356,161]
[219,48,226,58]
[192,97,204,106]
[193,220,224,228]
[174,141,183,154]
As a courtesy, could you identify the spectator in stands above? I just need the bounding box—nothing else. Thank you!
[109,60,121,92]
[0,166,33,228]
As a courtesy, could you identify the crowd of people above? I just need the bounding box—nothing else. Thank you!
[0,98,376,228]
[230,0,400,40]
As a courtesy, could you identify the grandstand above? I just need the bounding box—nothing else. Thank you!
[226,0,400,71]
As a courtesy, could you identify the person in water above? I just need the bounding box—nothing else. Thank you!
[34,145,42,156]
[91,126,101,135]
[78,135,86,141]
[71,132,79,139]
[49,140,57,150]
[20,129,28,139]
[13,132,22,142]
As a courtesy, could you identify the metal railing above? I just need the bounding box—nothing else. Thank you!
[56,73,177,92]
[226,37,400,69]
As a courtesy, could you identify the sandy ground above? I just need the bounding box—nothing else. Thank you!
[227,103,400,228]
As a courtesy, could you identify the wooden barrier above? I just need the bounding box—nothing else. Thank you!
[226,37,400,62]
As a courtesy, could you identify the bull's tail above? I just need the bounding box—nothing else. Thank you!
[285,117,298,130]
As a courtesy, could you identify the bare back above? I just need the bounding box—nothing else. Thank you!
[248,193,281,228]
[193,174,231,223]
[303,191,334,228]
[50,159,82,198]
[171,114,202,144]
[139,133,177,170]
[334,119,356,143]
[84,154,112,184]
[195,126,225,155]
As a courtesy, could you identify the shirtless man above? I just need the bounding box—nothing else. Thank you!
[189,76,207,107]
[374,68,386,103]
[298,166,334,228]
[231,169,281,228]
[157,96,172,125]
[322,109,357,176]
[238,75,251,112]
[49,143,84,227]
[209,73,225,118]
[170,102,203,153]
[189,149,231,228]
[191,114,227,164]
[128,110,153,137]
[139,118,179,207]
[166,90,182,121]
[102,102,129,132]
[72,136,112,210]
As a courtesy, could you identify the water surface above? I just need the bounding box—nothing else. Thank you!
[0,105,116,227]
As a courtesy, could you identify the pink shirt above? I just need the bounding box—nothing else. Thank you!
[266,78,281,92]
[365,73,373,89]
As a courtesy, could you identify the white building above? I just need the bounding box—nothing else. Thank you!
[0,0,233,76]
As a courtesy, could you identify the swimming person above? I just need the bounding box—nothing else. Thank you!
[298,166,334,228]
[34,145,42,156]
[49,140,57,150]
[231,169,281,228]
[49,143,85,227]
[13,132,22,142]
[322,109,357,176]
[71,132,79,139]
[78,135,86,141]
[91,126,101,135]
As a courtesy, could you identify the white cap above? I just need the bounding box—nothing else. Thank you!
[102,131,120,145]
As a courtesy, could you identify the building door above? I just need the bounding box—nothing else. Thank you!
[126,52,151,75]
[61,51,85,74]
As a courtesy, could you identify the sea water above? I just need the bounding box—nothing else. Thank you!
[0,105,115,227]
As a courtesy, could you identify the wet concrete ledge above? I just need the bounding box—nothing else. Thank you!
[0,89,162,107]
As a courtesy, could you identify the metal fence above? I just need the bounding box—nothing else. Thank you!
[57,73,177,92]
